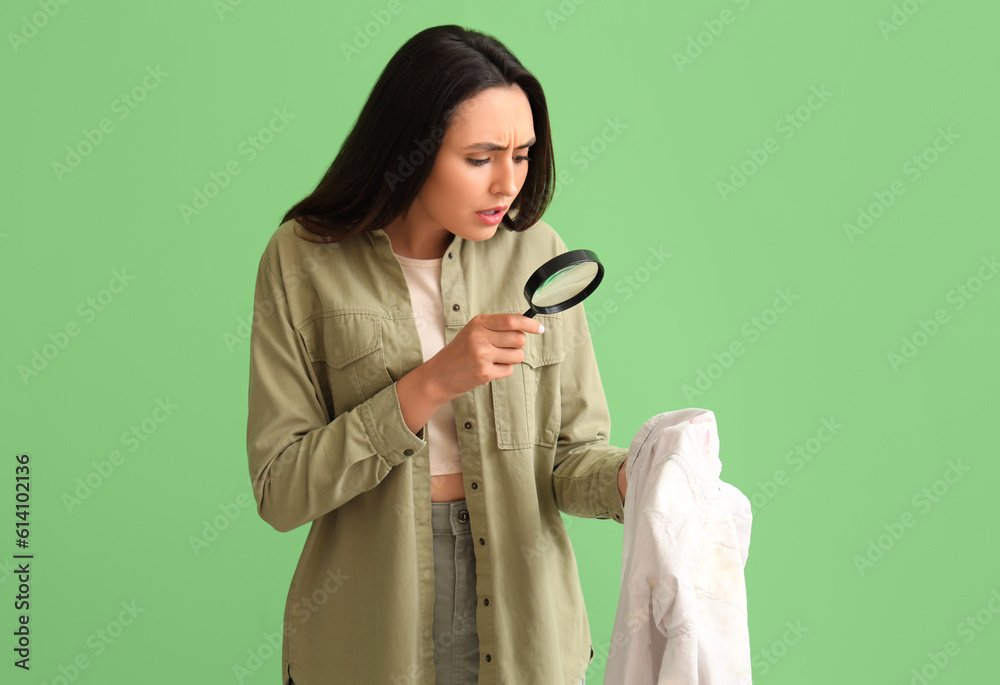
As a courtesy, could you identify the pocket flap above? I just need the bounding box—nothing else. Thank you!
[521,314,565,368]
[300,313,382,369]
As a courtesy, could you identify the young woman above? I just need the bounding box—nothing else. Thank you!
[246,24,628,685]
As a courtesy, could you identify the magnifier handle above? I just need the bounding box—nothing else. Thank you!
[522,308,536,319]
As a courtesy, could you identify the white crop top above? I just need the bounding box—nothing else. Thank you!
[393,251,463,476]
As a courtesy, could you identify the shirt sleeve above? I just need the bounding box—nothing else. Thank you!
[246,255,427,533]
[549,238,628,525]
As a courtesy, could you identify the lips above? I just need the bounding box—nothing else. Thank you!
[478,205,507,214]
[475,207,507,226]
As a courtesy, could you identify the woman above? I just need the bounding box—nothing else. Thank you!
[247,24,628,685]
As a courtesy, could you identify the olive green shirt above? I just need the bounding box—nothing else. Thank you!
[246,216,627,684]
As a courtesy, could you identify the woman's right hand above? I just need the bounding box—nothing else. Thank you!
[426,313,544,402]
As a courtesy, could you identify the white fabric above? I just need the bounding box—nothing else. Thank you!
[605,408,752,685]
[393,251,462,476]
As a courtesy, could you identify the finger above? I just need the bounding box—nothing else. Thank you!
[482,313,544,335]
[490,330,528,350]
[491,347,526,366]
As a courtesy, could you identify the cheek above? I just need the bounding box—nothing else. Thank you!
[517,165,530,188]
[420,165,456,212]
[432,160,478,204]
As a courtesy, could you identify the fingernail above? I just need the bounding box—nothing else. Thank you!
[538,324,545,334]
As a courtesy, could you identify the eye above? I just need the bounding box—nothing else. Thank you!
[466,155,532,167]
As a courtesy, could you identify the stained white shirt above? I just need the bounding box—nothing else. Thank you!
[393,251,463,476]
[605,408,753,685]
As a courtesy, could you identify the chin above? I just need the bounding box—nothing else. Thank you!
[464,226,498,241]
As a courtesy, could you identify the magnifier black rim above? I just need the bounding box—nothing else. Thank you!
[524,249,605,315]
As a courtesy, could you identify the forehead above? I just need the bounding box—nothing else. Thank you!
[447,85,534,144]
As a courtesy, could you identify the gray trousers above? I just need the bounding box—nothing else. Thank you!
[431,498,480,685]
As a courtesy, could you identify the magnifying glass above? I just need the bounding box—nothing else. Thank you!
[522,249,604,318]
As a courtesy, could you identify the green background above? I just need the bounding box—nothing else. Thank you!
[3,0,998,682]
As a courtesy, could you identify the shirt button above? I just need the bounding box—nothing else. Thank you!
[471,482,478,490]
[452,304,461,311]
[404,449,413,456]
[464,421,472,430]
[478,537,485,545]
[458,509,468,523]
[485,654,492,663]
[422,569,432,582]
[447,252,454,259]
[483,598,489,606]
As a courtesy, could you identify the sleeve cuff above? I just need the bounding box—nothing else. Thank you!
[597,449,628,524]
[359,381,428,468]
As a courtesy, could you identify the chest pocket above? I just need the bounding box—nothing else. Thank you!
[299,312,392,416]
[491,314,564,450]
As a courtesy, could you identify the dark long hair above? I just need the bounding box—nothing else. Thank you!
[282,25,555,243]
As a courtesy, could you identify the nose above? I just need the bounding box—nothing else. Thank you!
[490,157,519,199]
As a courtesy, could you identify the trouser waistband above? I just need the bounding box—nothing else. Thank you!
[431,499,471,536]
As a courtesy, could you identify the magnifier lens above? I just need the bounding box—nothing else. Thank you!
[522,248,604,318]
[531,262,600,308]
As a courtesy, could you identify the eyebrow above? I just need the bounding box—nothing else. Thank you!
[463,136,536,152]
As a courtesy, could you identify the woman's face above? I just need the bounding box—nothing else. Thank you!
[387,84,536,258]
